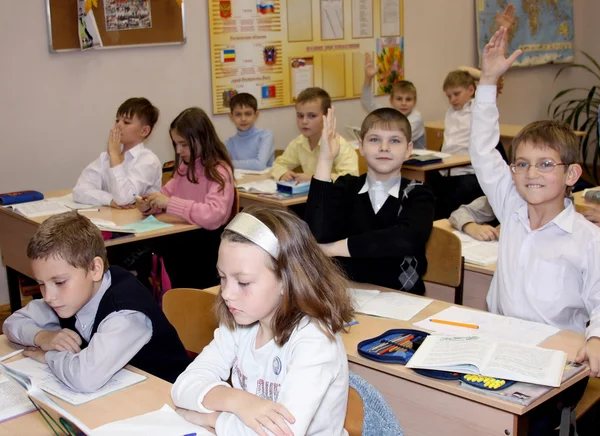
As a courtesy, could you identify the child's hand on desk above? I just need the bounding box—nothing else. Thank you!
[176,408,219,434]
[463,223,500,241]
[280,171,299,182]
[110,200,136,209]
[582,208,600,228]
[576,337,600,378]
[135,196,151,214]
[146,192,170,210]
[292,173,312,183]
[34,328,82,353]
[23,347,48,363]
[232,395,295,436]
[480,27,522,85]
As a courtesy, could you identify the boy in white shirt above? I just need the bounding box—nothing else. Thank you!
[73,97,162,207]
[473,27,600,433]
[362,53,426,149]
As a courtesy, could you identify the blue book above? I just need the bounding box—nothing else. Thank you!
[0,191,44,205]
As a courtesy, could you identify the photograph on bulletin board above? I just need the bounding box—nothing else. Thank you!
[207,0,404,114]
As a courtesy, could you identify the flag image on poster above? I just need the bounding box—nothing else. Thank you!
[221,49,236,63]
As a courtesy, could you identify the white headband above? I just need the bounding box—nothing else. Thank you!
[225,212,280,258]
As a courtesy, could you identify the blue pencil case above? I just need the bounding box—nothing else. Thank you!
[0,190,44,205]
[357,328,462,380]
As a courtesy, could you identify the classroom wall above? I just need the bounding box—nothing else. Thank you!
[0,0,597,305]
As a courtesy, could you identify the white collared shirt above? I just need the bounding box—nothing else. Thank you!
[441,100,475,176]
[470,85,600,340]
[72,143,162,206]
[359,175,401,214]
[2,271,153,392]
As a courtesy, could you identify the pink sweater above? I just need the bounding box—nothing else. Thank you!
[161,160,234,229]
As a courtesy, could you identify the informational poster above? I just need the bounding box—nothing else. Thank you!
[208,0,404,114]
[105,0,152,32]
[77,0,103,49]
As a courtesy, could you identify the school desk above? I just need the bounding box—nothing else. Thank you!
[0,336,175,436]
[236,173,308,209]
[346,283,589,436]
[0,190,197,313]
[573,190,600,214]
[425,120,586,153]
[402,154,471,183]
[432,219,494,311]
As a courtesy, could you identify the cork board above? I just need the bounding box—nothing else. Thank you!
[46,0,185,52]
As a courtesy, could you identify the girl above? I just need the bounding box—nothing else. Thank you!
[172,206,354,436]
[137,107,235,288]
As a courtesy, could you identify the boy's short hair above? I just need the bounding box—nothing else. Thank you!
[443,70,476,91]
[228,93,258,113]
[295,87,331,114]
[512,120,579,164]
[117,97,160,134]
[27,212,109,273]
[360,107,412,142]
[391,80,417,99]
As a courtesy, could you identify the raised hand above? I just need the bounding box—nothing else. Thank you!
[364,53,378,80]
[480,27,522,85]
[320,107,340,162]
[495,4,515,32]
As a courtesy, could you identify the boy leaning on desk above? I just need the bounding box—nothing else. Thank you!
[2,212,192,392]
[473,27,600,433]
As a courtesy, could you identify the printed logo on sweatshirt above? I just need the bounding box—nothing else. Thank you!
[257,379,280,402]
[273,356,282,375]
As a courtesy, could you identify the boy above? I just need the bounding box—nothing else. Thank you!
[362,53,425,149]
[224,93,275,171]
[2,212,191,392]
[270,87,358,182]
[306,107,434,294]
[474,27,600,431]
[73,97,162,208]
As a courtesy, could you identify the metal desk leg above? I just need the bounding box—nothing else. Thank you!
[7,267,22,313]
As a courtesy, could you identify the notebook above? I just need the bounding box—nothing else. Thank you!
[237,179,278,194]
[406,335,566,387]
[453,230,498,266]
[349,288,433,321]
[7,201,71,218]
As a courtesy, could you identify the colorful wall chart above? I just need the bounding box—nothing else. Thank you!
[208,0,404,114]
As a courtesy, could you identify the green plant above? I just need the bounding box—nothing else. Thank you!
[548,51,599,184]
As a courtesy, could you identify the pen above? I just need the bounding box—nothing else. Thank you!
[78,208,100,213]
[0,348,24,362]
[430,319,479,329]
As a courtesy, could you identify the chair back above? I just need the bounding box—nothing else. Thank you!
[344,387,364,436]
[230,187,240,220]
[162,160,175,186]
[423,226,464,304]
[355,148,368,175]
[162,288,219,354]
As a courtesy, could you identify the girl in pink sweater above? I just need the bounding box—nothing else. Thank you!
[137,107,235,288]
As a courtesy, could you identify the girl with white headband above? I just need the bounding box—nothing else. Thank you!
[172,205,354,436]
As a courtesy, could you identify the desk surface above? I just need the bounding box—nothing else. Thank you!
[346,282,588,416]
[403,154,470,172]
[0,337,174,436]
[236,174,308,207]
[425,120,586,138]
[434,219,496,275]
[574,190,600,213]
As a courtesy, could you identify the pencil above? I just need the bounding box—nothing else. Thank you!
[430,319,479,329]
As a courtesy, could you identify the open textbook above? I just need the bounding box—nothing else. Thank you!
[406,335,567,387]
[6,194,98,218]
[349,288,433,321]
[453,230,498,266]
[4,357,146,406]
[237,179,278,194]
[0,362,93,434]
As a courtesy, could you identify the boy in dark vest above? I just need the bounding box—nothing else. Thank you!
[3,212,191,392]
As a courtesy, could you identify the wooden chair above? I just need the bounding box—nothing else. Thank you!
[344,387,364,436]
[575,377,600,419]
[162,160,175,186]
[162,288,218,355]
[231,186,240,218]
[423,226,464,305]
[425,126,444,152]
[355,148,368,175]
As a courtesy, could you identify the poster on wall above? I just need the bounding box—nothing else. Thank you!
[374,37,403,96]
[105,0,152,32]
[77,0,103,50]
[476,0,574,67]
[207,0,404,114]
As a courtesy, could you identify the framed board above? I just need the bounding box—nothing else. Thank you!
[208,0,404,114]
[46,0,186,53]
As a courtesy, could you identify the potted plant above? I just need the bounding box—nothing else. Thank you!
[548,52,600,183]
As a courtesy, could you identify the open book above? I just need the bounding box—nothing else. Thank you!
[4,357,147,406]
[237,179,278,194]
[6,194,98,218]
[349,288,433,321]
[406,335,567,387]
[0,362,93,434]
[453,230,498,266]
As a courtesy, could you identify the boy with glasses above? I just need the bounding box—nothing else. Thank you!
[473,27,600,434]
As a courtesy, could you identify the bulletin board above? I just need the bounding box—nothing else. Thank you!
[46,0,185,53]
[208,0,404,114]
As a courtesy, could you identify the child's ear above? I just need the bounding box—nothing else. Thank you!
[228,113,234,121]
[255,110,260,119]
[358,139,365,156]
[468,85,475,97]
[405,141,414,159]
[90,257,105,282]
[565,163,582,187]
[141,125,151,138]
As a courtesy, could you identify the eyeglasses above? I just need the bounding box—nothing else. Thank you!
[509,161,569,174]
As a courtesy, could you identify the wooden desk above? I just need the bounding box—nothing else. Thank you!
[0,337,174,436]
[402,154,471,183]
[0,191,197,312]
[345,283,588,436]
[236,174,308,209]
[574,190,599,213]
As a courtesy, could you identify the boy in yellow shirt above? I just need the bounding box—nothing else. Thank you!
[270,87,358,182]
